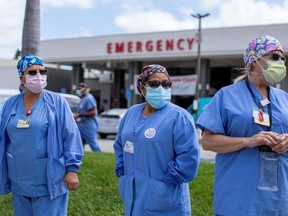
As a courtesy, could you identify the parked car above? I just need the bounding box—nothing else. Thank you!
[98,108,128,139]
[0,88,20,105]
[58,93,80,113]
[0,89,80,112]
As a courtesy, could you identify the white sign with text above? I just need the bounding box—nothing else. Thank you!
[134,74,197,96]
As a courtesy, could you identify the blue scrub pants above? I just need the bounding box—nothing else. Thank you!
[12,192,68,216]
[78,125,102,152]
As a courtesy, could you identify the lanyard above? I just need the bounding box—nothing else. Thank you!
[245,77,272,131]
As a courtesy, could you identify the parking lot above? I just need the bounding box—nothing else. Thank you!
[85,136,216,162]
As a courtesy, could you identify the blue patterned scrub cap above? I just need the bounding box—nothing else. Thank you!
[243,35,284,68]
[136,64,169,93]
[16,54,44,77]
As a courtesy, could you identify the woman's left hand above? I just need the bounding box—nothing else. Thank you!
[64,172,80,191]
[272,134,288,153]
[73,113,80,119]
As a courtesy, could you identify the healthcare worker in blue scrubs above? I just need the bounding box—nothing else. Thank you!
[0,104,2,122]
[114,64,200,216]
[0,55,84,216]
[197,35,288,215]
[73,83,102,152]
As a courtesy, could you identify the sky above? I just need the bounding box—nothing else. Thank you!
[0,0,288,59]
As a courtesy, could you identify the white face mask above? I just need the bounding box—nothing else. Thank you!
[24,73,47,93]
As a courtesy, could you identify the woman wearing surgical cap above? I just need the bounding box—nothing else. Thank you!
[113,64,200,215]
[0,55,84,216]
[197,35,288,215]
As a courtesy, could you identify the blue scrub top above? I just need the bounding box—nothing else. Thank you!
[114,102,200,215]
[196,79,288,215]
[0,104,2,122]
[77,93,98,128]
[0,90,84,199]
[6,95,49,197]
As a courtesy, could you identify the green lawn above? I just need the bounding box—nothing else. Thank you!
[0,152,214,216]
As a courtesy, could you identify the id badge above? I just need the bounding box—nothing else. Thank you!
[124,140,134,154]
[252,109,270,126]
[17,119,31,128]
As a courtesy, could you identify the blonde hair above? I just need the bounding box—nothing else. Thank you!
[233,65,251,83]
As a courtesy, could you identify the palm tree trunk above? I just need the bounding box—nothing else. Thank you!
[21,0,40,56]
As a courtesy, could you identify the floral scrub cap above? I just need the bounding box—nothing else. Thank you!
[243,35,284,68]
[17,54,44,77]
[136,64,169,93]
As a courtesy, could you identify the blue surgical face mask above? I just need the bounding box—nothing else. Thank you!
[144,86,171,109]
[76,89,82,97]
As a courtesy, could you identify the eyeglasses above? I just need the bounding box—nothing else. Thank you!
[270,53,286,62]
[146,80,172,89]
[27,69,48,76]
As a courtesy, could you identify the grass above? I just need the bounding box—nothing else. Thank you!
[0,152,214,216]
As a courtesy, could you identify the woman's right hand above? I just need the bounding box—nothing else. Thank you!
[247,131,281,148]
[202,129,281,154]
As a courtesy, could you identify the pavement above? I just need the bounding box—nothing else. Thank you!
[85,136,216,162]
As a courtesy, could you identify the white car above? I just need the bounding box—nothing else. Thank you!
[0,89,80,112]
[0,88,20,105]
[98,108,128,139]
[58,93,80,113]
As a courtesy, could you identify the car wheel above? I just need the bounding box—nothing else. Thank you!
[99,133,108,139]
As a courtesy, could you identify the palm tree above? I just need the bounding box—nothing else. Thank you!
[21,0,40,56]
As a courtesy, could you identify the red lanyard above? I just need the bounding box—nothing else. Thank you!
[245,77,272,131]
[245,78,275,152]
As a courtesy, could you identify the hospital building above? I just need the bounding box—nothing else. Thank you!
[2,23,288,111]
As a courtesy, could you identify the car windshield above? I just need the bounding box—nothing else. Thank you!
[58,93,81,113]
[64,97,80,112]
